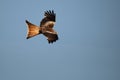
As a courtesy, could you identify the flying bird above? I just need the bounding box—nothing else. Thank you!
[25,10,58,44]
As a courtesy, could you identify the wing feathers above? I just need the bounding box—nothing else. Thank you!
[43,31,58,43]
[40,10,55,27]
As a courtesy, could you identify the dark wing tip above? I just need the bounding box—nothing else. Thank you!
[44,10,55,17]
[48,40,57,44]
[47,35,59,44]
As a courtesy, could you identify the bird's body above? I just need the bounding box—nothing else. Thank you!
[25,10,58,43]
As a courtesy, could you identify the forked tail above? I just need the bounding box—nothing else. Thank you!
[25,20,41,39]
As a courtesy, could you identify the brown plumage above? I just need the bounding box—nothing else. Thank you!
[25,10,58,44]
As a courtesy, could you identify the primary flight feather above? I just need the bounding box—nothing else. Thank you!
[25,10,58,44]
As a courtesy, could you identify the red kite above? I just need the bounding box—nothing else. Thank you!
[25,10,58,44]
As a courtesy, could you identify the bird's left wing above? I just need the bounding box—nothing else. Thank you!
[43,28,58,43]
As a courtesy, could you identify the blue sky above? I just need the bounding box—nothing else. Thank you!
[0,0,120,80]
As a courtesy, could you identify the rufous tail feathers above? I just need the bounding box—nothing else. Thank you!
[25,20,41,39]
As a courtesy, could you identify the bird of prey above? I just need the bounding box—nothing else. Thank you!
[25,10,58,44]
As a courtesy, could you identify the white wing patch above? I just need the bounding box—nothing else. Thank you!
[44,21,55,28]
[45,31,57,34]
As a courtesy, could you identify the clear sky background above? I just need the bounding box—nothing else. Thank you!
[0,0,120,80]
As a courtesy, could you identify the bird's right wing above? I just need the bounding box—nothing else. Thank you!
[40,10,56,28]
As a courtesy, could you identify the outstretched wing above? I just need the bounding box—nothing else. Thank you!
[40,10,55,28]
[43,28,58,44]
